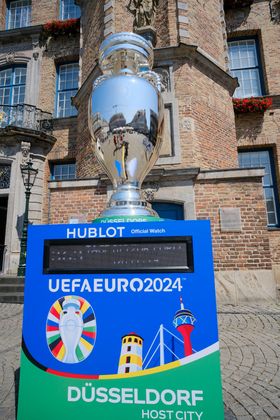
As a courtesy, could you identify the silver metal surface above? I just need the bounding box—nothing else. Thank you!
[98,32,153,75]
[89,32,164,217]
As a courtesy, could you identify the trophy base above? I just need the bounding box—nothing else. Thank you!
[99,184,159,218]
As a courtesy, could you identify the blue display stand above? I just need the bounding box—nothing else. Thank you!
[17,220,224,420]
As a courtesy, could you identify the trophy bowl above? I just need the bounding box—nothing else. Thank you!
[89,32,164,217]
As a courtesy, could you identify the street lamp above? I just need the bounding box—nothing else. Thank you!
[17,159,38,277]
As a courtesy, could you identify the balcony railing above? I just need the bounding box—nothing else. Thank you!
[0,104,53,134]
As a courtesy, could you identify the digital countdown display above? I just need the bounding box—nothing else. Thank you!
[43,237,194,274]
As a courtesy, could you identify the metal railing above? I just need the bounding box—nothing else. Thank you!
[0,104,53,134]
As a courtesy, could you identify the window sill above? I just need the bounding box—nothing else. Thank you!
[48,178,99,189]
[267,226,280,231]
[52,115,78,122]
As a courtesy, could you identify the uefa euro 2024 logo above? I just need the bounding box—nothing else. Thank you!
[46,296,96,364]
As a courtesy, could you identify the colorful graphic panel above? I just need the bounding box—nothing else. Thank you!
[17,220,224,420]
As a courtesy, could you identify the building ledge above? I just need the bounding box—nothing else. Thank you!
[48,168,200,190]
[198,167,265,181]
[154,43,238,96]
[146,167,200,182]
[48,178,99,189]
[0,125,56,148]
[52,116,77,124]
[0,25,43,43]
[99,168,200,185]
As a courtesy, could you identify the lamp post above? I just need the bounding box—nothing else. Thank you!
[17,159,38,277]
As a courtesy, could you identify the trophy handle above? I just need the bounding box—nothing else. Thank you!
[137,70,163,92]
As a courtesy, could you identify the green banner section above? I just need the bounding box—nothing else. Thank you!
[17,350,224,420]
[93,215,163,223]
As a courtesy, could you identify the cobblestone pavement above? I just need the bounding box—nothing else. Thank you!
[0,303,279,420]
[0,304,22,420]
[219,304,280,420]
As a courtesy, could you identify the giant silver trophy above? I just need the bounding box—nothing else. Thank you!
[89,32,164,217]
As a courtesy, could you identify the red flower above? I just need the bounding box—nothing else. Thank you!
[42,18,80,39]
[233,97,272,113]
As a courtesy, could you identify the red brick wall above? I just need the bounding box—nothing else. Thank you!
[174,60,238,170]
[32,0,58,25]
[80,1,104,83]
[48,118,78,162]
[114,1,134,33]
[155,0,178,47]
[269,231,280,265]
[47,185,107,224]
[235,109,280,202]
[187,0,227,68]
[195,176,272,271]
[0,0,6,30]
[75,82,103,179]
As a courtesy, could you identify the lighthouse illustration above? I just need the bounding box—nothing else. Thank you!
[118,332,143,374]
[173,297,196,356]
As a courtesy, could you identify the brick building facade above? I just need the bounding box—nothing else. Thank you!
[0,0,279,304]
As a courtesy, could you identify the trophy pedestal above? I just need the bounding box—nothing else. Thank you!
[100,184,158,218]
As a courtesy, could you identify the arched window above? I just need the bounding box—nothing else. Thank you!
[152,202,184,220]
[0,66,26,106]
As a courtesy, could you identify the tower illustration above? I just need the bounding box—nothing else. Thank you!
[118,332,143,374]
[173,297,196,357]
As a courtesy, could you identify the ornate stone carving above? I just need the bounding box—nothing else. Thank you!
[32,35,40,60]
[6,51,15,64]
[127,0,159,29]
[32,40,39,49]
[270,0,280,22]
[33,52,39,61]
[143,183,159,202]
[21,141,31,163]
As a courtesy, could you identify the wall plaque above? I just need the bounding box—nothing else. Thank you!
[220,207,242,232]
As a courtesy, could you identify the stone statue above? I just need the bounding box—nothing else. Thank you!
[127,0,159,29]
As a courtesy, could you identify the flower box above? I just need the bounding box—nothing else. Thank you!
[42,18,80,39]
[233,97,273,113]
